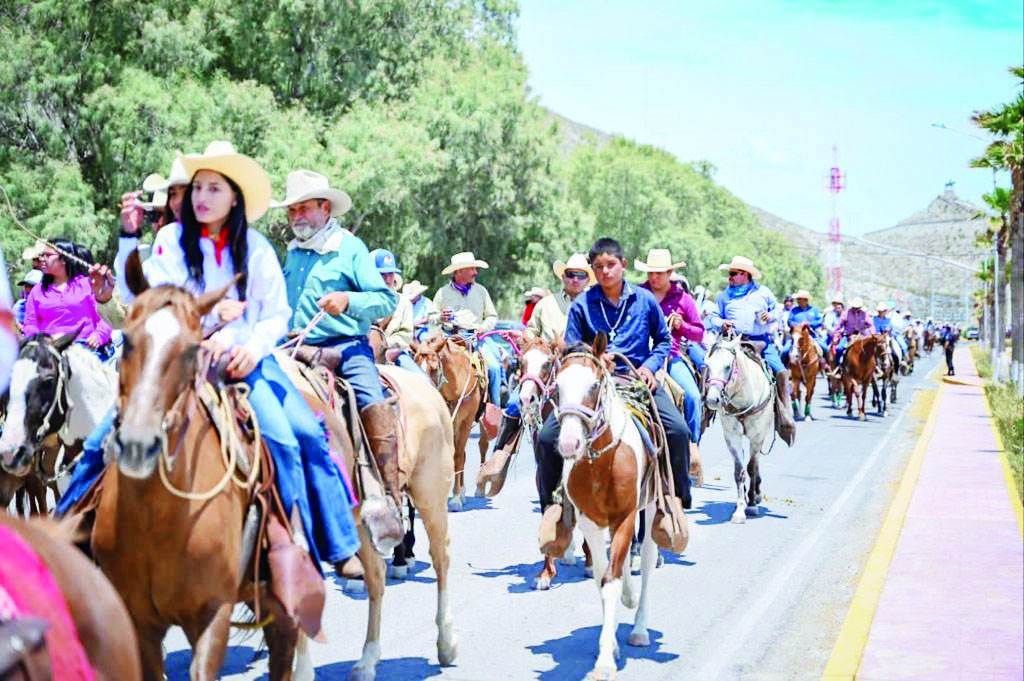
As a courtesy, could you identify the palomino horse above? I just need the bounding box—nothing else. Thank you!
[279,358,458,680]
[0,334,116,511]
[704,334,775,522]
[0,514,141,680]
[90,280,309,681]
[413,334,491,510]
[788,323,822,421]
[842,334,882,421]
[553,337,660,680]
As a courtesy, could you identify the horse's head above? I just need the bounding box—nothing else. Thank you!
[412,334,448,388]
[553,334,610,461]
[703,335,741,411]
[112,273,232,479]
[518,336,563,413]
[0,333,76,476]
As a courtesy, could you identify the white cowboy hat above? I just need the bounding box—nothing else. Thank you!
[17,269,42,286]
[718,255,762,280]
[552,253,596,286]
[849,298,864,309]
[635,248,686,273]
[831,293,844,304]
[876,303,889,312]
[21,241,45,262]
[143,157,190,192]
[402,280,428,299]
[137,183,168,211]
[794,289,812,301]
[523,286,547,301]
[441,251,489,275]
[179,141,272,222]
[271,169,353,217]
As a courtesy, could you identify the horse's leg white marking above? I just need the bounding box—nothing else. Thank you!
[351,640,380,681]
[578,515,617,675]
[629,504,656,647]
[293,633,314,681]
[0,359,36,455]
[723,418,748,523]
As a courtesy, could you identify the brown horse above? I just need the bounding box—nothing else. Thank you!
[842,334,882,421]
[0,514,142,680]
[552,337,665,679]
[279,358,458,679]
[788,323,821,421]
[89,281,306,681]
[412,335,491,510]
[903,327,917,373]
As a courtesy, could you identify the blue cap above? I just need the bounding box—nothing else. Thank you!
[371,248,401,274]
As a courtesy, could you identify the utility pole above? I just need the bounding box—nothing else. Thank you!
[826,145,845,296]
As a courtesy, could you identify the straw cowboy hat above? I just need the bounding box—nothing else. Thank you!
[402,280,428,299]
[143,157,190,193]
[523,286,547,301]
[849,298,864,309]
[635,248,686,273]
[441,251,489,275]
[718,255,762,280]
[876,302,889,313]
[179,141,272,222]
[137,176,168,211]
[21,241,45,262]
[271,169,353,217]
[552,253,596,286]
[794,289,812,301]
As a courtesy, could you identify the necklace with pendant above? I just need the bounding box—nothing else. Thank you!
[600,296,629,342]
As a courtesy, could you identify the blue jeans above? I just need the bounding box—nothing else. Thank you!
[477,336,505,406]
[314,337,385,409]
[504,388,521,419]
[686,342,706,370]
[668,356,702,444]
[747,334,785,374]
[395,350,428,378]
[55,407,116,515]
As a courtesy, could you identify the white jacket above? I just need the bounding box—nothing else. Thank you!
[146,223,290,362]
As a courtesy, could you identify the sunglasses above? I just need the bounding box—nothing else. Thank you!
[563,271,589,281]
[728,270,743,276]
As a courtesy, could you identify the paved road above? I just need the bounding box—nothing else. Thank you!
[166,355,942,680]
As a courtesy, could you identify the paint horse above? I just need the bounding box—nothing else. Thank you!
[704,333,775,523]
[0,333,116,512]
[89,277,311,681]
[552,337,660,680]
[788,323,822,421]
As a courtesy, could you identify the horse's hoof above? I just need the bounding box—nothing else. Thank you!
[557,553,577,567]
[621,592,638,609]
[474,485,486,497]
[628,630,650,647]
[533,575,552,591]
[745,505,760,517]
[389,563,409,580]
[447,496,463,512]
[731,511,746,524]
[589,665,616,681]
[344,578,367,594]
[859,414,867,421]
[437,633,458,666]
[348,665,377,681]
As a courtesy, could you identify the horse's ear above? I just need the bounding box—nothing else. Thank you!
[125,249,150,297]
[195,275,241,317]
[551,337,566,356]
[592,331,608,357]
[51,330,78,353]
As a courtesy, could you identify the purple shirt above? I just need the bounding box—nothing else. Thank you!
[836,308,875,338]
[22,275,112,345]
[641,281,704,357]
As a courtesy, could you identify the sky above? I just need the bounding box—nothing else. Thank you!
[516,0,1022,235]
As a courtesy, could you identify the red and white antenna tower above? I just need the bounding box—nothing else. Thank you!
[826,145,845,295]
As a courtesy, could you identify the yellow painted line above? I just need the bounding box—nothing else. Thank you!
[821,378,943,680]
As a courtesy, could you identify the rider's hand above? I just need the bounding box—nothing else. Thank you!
[120,192,144,235]
[666,312,682,331]
[440,308,454,323]
[85,332,102,349]
[225,346,258,379]
[318,292,350,315]
[759,310,771,323]
[637,366,658,391]
[385,347,402,364]
[213,299,247,324]
[200,338,227,361]
[721,320,734,333]
[89,264,115,303]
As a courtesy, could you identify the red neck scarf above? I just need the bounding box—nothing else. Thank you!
[200,226,230,266]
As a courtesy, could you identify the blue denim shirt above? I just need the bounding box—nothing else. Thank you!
[710,282,779,338]
[564,281,671,374]
[788,305,823,330]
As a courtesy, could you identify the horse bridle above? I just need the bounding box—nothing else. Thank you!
[704,340,770,417]
[553,352,620,459]
[20,340,70,443]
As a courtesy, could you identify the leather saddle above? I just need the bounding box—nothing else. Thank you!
[0,618,50,681]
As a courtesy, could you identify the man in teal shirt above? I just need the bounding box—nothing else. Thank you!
[274,169,401,544]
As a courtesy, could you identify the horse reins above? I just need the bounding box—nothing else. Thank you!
[554,352,625,460]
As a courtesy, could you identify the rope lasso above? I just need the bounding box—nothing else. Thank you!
[0,185,92,267]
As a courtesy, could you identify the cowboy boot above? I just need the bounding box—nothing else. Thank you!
[774,370,797,446]
[538,503,574,557]
[334,555,365,581]
[360,402,404,550]
[494,413,521,452]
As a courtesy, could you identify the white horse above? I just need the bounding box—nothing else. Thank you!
[554,340,658,680]
[703,335,775,523]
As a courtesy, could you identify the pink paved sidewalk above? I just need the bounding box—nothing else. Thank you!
[858,348,1024,681]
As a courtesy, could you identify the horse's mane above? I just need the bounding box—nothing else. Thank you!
[564,341,591,357]
[126,285,201,328]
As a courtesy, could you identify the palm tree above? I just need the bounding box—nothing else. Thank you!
[972,66,1024,389]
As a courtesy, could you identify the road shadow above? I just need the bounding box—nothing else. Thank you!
[331,559,435,600]
[471,558,588,593]
[314,656,444,680]
[528,623,679,679]
[694,500,787,525]
[658,550,696,568]
[458,494,495,512]
[166,645,263,680]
